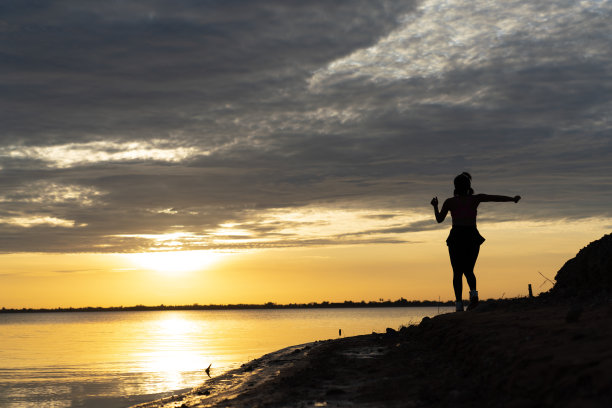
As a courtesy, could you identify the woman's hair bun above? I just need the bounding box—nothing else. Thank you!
[454,172,473,196]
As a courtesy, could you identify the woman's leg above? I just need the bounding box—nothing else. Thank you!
[463,244,480,291]
[464,244,481,310]
[448,244,464,302]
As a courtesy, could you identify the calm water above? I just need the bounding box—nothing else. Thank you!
[0,307,450,407]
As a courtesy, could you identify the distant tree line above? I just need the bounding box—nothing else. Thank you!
[0,298,455,313]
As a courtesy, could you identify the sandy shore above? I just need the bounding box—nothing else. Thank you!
[132,297,612,408]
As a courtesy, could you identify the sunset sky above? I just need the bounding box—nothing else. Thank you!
[1,0,611,308]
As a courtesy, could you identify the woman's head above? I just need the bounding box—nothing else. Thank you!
[453,172,474,196]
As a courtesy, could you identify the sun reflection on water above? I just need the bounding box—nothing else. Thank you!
[1,308,446,407]
[135,314,211,393]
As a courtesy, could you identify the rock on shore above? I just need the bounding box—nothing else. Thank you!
[552,233,612,297]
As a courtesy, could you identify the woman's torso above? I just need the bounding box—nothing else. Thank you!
[448,195,480,226]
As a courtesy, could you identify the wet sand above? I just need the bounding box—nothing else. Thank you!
[133,298,612,408]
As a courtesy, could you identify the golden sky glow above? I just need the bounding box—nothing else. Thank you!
[124,251,226,274]
[1,216,608,308]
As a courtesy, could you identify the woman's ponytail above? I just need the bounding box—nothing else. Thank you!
[453,172,473,196]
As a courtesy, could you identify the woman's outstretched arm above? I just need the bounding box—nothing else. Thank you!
[477,194,521,203]
[431,197,449,223]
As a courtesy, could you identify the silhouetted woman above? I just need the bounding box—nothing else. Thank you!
[431,172,520,312]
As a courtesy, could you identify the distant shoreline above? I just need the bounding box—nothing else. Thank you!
[0,299,454,313]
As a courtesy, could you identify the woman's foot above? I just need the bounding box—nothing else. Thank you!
[467,290,479,310]
[455,301,464,312]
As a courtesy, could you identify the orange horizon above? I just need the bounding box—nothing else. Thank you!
[1,218,607,309]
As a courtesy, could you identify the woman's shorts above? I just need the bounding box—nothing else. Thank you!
[446,226,485,247]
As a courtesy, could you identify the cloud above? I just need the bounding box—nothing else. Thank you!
[0,181,103,205]
[310,0,610,86]
[0,215,78,228]
[1,0,611,253]
[1,140,206,168]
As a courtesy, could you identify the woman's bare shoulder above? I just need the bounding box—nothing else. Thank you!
[442,197,456,207]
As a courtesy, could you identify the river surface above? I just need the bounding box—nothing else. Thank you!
[0,307,451,407]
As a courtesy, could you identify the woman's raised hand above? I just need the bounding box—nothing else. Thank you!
[431,197,438,207]
[513,195,521,203]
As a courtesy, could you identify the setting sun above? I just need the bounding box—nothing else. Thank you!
[125,250,225,274]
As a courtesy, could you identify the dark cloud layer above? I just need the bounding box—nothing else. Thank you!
[1,0,611,253]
